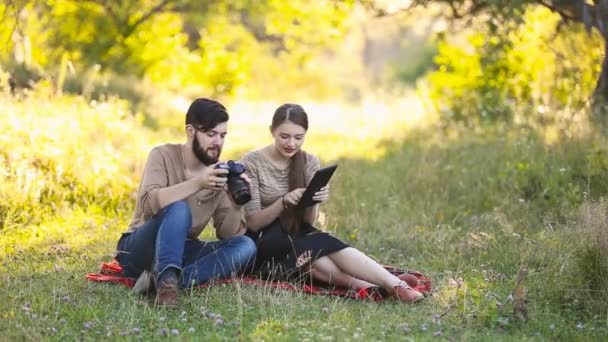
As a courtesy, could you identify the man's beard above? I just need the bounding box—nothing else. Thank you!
[192,135,221,166]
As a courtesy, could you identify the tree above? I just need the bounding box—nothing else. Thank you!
[1,0,354,96]
[370,0,608,116]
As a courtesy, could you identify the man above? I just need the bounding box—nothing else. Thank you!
[115,98,256,308]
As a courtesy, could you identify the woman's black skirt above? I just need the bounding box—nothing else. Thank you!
[246,220,349,281]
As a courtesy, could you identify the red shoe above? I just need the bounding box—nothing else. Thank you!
[392,282,424,303]
[398,273,419,288]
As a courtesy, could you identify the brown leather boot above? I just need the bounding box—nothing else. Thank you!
[154,277,179,309]
[391,281,424,303]
[397,273,419,288]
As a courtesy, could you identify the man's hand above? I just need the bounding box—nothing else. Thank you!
[312,185,330,203]
[194,163,228,190]
[223,172,253,207]
[283,188,305,207]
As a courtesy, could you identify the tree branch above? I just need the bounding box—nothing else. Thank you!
[596,0,608,38]
[127,0,176,35]
[4,0,27,49]
[78,0,178,40]
[78,0,122,29]
[537,0,578,21]
[444,0,488,20]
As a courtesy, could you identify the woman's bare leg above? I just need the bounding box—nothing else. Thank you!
[326,247,402,289]
[309,256,375,289]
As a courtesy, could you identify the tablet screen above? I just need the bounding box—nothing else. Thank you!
[297,164,338,208]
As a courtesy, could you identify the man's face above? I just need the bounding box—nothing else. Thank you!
[192,122,228,166]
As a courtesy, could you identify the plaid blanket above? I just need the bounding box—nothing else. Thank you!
[86,259,432,301]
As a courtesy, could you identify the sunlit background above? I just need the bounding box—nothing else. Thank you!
[1,0,608,339]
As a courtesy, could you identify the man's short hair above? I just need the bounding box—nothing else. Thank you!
[185,98,229,131]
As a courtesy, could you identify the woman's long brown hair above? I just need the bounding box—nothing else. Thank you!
[272,104,309,235]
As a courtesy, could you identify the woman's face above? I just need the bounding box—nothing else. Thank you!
[271,120,307,158]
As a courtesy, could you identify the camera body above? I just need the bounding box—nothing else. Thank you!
[215,160,251,205]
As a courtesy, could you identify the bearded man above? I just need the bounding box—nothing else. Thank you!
[114,98,256,308]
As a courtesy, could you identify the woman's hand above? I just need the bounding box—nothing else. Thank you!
[312,185,330,203]
[238,172,252,188]
[283,188,305,207]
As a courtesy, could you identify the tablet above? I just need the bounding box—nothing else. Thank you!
[297,164,338,208]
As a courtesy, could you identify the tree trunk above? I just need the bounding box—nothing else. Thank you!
[592,36,608,126]
[595,37,608,99]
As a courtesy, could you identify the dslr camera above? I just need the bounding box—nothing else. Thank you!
[215,160,251,205]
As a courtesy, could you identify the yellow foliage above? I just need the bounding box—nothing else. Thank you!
[0,91,158,230]
[426,6,603,126]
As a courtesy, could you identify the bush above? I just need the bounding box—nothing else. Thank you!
[425,6,603,127]
[0,88,160,230]
[573,201,608,298]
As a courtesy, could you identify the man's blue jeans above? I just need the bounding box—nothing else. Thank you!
[116,201,256,288]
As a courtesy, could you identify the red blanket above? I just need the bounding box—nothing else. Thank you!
[86,259,431,301]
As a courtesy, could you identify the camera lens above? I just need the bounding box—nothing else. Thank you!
[227,176,251,205]
[232,188,252,205]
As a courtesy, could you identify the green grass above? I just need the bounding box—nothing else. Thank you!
[1,92,608,340]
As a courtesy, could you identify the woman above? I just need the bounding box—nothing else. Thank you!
[241,103,423,303]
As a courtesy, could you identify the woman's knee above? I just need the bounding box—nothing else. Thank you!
[312,256,342,274]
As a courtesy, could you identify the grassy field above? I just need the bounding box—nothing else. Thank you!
[1,91,608,340]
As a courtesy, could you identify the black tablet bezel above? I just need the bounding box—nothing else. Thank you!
[297,164,338,208]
